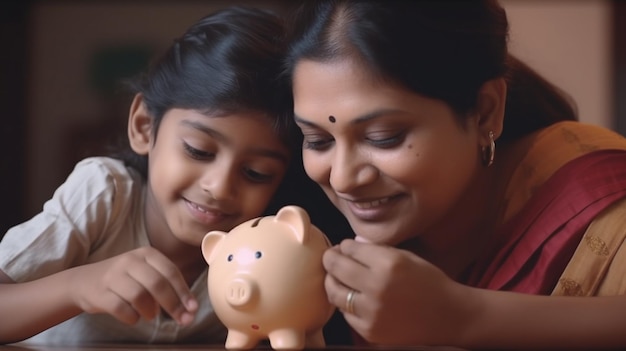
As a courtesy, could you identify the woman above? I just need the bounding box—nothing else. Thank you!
[285,0,626,348]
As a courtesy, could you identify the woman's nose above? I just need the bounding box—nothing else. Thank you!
[329,146,378,193]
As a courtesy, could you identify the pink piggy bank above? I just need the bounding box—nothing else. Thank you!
[201,205,335,350]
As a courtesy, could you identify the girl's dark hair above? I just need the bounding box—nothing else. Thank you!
[284,0,577,142]
[117,6,296,177]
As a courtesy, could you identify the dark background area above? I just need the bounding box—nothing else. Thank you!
[1,1,29,238]
[0,2,354,344]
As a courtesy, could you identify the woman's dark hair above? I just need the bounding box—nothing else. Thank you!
[116,6,296,178]
[284,0,577,143]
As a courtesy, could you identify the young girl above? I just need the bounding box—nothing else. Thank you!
[286,0,626,348]
[0,6,298,345]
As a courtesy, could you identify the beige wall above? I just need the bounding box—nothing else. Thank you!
[502,0,612,128]
[25,1,286,217]
[24,1,614,216]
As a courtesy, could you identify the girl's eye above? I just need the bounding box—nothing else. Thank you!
[366,132,405,148]
[255,251,262,259]
[227,254,233,262]
[183,142,214,160]
[244,168,273,183]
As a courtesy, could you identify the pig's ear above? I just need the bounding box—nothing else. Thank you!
[274,205,310,244]
[202,231,227,264]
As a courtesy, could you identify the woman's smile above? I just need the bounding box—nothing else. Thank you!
[340,194,404,222]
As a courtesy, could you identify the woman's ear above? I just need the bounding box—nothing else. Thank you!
[475,77,506,141]
[128,93,153,155]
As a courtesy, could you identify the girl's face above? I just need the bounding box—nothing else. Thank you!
[137,107,289,247]
[292,59,483,246]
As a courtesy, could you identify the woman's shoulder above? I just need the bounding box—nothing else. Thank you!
[535,121,626,150]
[553,195,626,297]
[499,122,626,223]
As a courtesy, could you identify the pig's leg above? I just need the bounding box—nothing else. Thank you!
[305,328,326,348]
[268,329,305,350]
[225,329,258,349]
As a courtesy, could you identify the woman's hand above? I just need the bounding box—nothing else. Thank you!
[68,246,198,325]
[323,239,479,346]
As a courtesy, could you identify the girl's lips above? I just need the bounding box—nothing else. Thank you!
[185,199,228,225]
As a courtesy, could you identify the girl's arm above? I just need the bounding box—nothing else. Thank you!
[0,247,198,344]
[0,268,81,343]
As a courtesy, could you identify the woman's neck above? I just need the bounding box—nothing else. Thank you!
[403,140,530,280]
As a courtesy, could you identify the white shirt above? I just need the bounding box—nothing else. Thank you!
[0,157,226,345]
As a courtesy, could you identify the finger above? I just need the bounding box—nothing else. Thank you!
[323,241,370,292]
[128,252,196,325]
[143,252,197,311]
[110,273,160,321]
[338,238,395,269]
[99,290,142,325]
[343,312,369,340]
[325,271,361,316]
[324,273,344,309]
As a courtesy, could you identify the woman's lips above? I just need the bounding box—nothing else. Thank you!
[343,195,401,221]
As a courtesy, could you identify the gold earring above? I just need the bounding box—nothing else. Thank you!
[482,131,495,167]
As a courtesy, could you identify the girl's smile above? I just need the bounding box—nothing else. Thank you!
[183,198,231,226]
[134,104,290,249]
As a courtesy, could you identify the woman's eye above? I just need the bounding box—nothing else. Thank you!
[303,137,333,151]
[244,168,273,183]
[367,132,405,148]
[183,142,214,160]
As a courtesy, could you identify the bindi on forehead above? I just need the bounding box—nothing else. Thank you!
[328,115,336,123]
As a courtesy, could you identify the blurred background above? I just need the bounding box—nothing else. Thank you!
[1,0,625,236]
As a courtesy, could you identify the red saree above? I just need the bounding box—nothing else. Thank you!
[465,149,626,294]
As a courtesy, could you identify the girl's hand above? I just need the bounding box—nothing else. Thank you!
[67,247,198,325]
[323,239,479,346]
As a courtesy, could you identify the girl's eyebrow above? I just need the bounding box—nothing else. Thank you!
[180,119,289,164]
[294,108,404,127]
[181,119,227,143]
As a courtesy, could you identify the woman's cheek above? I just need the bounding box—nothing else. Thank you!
[303,152,330,184]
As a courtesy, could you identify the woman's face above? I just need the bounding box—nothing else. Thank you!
[292,59,483,246]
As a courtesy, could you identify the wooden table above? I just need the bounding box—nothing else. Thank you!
[0,347,463,351]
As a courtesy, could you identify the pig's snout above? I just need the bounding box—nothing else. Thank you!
[225,278,257,307]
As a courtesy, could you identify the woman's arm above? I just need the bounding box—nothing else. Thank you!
[464,287,626,349]
[323,239,626,349]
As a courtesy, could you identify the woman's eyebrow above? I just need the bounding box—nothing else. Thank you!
[294,108,404,126]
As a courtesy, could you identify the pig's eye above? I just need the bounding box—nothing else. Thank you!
[255,251,262,259]
[227,254,233,262]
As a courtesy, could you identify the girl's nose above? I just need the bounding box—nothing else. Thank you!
[200,164,238,201]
